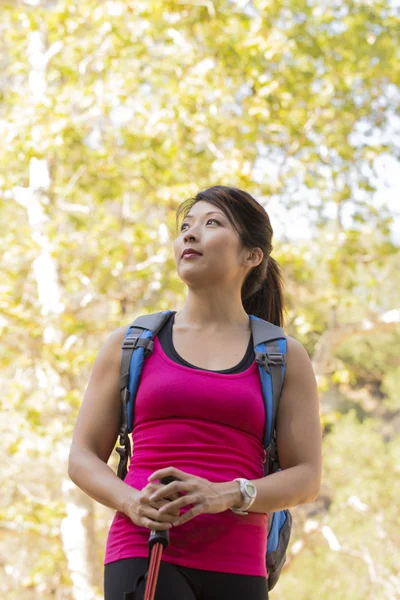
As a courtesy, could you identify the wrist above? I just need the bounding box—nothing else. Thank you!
[118,484,140,515]
[218,480,243,510]
[230,478,258,514]
[232,480,244,509]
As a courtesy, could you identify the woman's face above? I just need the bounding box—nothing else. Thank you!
[174,200,250,291]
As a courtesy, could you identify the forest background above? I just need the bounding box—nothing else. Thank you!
[1,1,399,599]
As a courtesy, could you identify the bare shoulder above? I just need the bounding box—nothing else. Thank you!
[286,335,310,358]
[279,334,319,415]
[98,324,131,361]
[107,324,131,345]
[285,335,316,383]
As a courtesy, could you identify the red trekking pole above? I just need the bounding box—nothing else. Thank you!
[124,476,178,600]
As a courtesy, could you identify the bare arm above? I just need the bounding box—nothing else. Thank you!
[68,325,181,530]
[68,325,137,512]
[238,336,322,513]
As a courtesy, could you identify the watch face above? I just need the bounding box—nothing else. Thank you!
[245,482,257,497]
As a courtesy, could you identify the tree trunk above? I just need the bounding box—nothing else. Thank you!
[11,28,100,600]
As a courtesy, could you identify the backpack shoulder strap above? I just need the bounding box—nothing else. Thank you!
[249,315,287,474]
[119,311,175,389]
[117,310,174,479]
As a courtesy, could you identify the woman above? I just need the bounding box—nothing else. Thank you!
[68,185,322,599]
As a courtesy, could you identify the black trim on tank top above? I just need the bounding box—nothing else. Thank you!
[156,311,255,374]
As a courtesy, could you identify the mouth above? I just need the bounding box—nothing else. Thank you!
[182,252,202,259]
[181,249,203,258]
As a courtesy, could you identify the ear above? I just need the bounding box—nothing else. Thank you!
[243,247,263,269]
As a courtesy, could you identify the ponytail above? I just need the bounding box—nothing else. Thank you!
[242,256,285,327]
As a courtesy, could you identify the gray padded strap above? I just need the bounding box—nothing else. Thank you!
[266,339,283,435]
[250,319,286,436]
[119,312,173,390]
[119,328,151,390]
[251,318,286,474]
[251,319,284,347]
[129,311,175,339]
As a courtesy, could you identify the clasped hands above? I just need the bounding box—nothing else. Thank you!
[136,466,236,530]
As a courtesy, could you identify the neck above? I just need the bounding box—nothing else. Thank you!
[175,289,250,330]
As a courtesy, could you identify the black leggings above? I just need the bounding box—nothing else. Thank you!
[104,557,268,600]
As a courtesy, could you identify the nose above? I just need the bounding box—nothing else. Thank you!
[183,229,198,243]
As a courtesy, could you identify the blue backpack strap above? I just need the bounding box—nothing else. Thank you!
[249,314,292,583]
[117,310,174,480]
[249,315,286,455]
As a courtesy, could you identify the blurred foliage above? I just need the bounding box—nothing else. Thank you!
[279,412,400,599]
[0,0,399,598]
[336,329,400,385]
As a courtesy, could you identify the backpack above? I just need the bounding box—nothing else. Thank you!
[116,310,292,591]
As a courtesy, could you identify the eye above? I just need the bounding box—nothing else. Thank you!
[180,219,220,231]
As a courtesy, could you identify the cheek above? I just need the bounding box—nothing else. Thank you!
[173,240,181,261]
[211,237,239,261]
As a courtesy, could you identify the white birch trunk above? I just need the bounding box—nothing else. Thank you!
[12,28,100,600]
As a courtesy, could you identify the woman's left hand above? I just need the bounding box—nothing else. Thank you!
[147,467,237,527]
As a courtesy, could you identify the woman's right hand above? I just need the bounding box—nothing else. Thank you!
[122,482,182,531]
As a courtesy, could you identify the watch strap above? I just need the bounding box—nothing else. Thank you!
[230,478,257,515]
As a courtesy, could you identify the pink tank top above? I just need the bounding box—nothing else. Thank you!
[104,334,269,576]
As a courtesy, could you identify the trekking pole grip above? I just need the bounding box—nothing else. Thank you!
[148,476,179,551]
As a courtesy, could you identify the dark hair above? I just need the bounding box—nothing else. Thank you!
[175,185,285,327]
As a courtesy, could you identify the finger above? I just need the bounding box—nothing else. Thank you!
[142,484,180,506]
[172,505,202,527]
[152,499,180,516]
[150,481,189,502]
[158,491,182,504]
[168,490,182,499]
[156,504,180,519]
[142,482,168,495]
[158,495,181,508]
[143,491,181,516]
[158,494,194,514]
[140,504,176,525]
[141,517,172,531]
[147,467,189,483]
[151,499,169,510]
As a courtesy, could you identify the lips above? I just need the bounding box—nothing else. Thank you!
[181,249,203,258]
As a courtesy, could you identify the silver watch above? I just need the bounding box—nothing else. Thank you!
[230,478,257,515]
